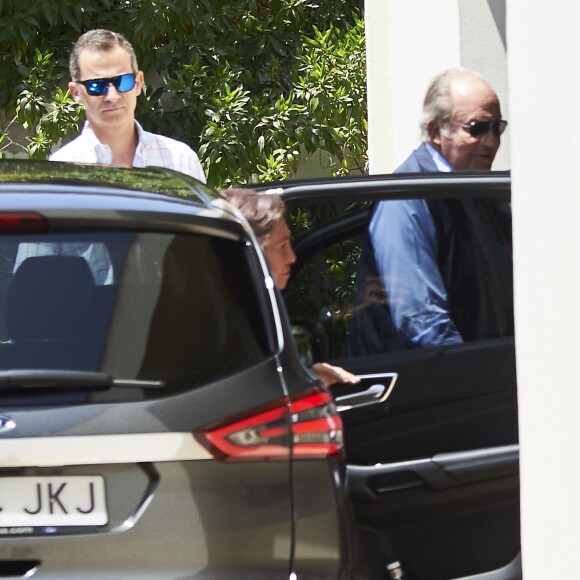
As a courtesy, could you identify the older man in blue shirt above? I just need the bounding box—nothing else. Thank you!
[349,68,512,354]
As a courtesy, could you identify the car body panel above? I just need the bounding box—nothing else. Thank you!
[0,160,355,579]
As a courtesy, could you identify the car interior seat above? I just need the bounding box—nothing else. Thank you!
[4,255,103,370]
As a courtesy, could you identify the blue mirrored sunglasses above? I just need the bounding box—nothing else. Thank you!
[78,73,136,96]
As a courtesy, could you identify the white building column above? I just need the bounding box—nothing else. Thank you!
[508,3,580,578]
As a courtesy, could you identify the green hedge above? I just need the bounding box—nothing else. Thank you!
[0,0,367,187]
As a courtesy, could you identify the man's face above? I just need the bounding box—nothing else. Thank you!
[431,76,503,171]
[69,44,143,134]
[263,217,297,290]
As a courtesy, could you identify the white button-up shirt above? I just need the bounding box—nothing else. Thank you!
[16,122,206,285]
[50,121,206,183]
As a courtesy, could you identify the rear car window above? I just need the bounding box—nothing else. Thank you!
[0,231,273,395]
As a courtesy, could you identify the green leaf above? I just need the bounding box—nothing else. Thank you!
[0,0,366,181]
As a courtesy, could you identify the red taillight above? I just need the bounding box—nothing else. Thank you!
[289,391,343,459]
[0,212,47,234]
[196,389,343,461]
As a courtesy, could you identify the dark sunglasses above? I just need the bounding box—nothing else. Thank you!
[77,73,136,96]
[460,119,508,138]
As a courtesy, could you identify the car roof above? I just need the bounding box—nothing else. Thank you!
[0,159,245,235]
[241,170,511,204]
[0,158,218,205]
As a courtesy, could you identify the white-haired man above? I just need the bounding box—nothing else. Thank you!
[349,68,513,354]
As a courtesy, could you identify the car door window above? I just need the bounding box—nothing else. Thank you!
[286,202,368,362]
[285,197,513,362]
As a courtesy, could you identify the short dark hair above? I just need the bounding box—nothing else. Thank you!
[220,187,286,245]
[70,29,139,81]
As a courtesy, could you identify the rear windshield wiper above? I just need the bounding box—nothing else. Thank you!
[0,370,165,390]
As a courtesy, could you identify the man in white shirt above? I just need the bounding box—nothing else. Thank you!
[17,29,206,284]
[50,28,205,182]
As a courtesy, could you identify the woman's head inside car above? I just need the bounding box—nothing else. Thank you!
[221,187,296,290]
[220,187,359,388]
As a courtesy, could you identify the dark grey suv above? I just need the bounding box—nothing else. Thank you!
[0,160,356,579]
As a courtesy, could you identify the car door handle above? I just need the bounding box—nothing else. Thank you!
[0,560,40,577]
[335,373,397,412]
[347,444,519,501]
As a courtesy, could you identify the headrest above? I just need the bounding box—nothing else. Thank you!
[6,256,95,341]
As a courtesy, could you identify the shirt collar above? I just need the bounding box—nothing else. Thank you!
[133,122,149,167]
[80,121,102,147]
[82,120,144,166]
[425,142,452,172]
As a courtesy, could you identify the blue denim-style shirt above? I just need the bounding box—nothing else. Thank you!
[348,142,469,353]
[367,143,462,348]
[368,197,463,348]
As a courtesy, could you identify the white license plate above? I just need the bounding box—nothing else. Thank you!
[0,476,107,527]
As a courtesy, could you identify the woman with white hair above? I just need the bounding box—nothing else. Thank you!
[221,187,359,387]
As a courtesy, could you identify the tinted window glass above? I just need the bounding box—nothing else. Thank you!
[285,201,367,362]
[285,197,513,362]
[0,231,272,393]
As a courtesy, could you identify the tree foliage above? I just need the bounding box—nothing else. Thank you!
[0,0,367,187]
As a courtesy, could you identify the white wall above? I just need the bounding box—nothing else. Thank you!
[365,0,509,173]
[364,0,393,174]
[508,3,580,577]
[389,1,460,170]
[459,0,510,170]
[365,0,460,173]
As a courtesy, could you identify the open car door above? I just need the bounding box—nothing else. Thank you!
[267,172,520,580]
